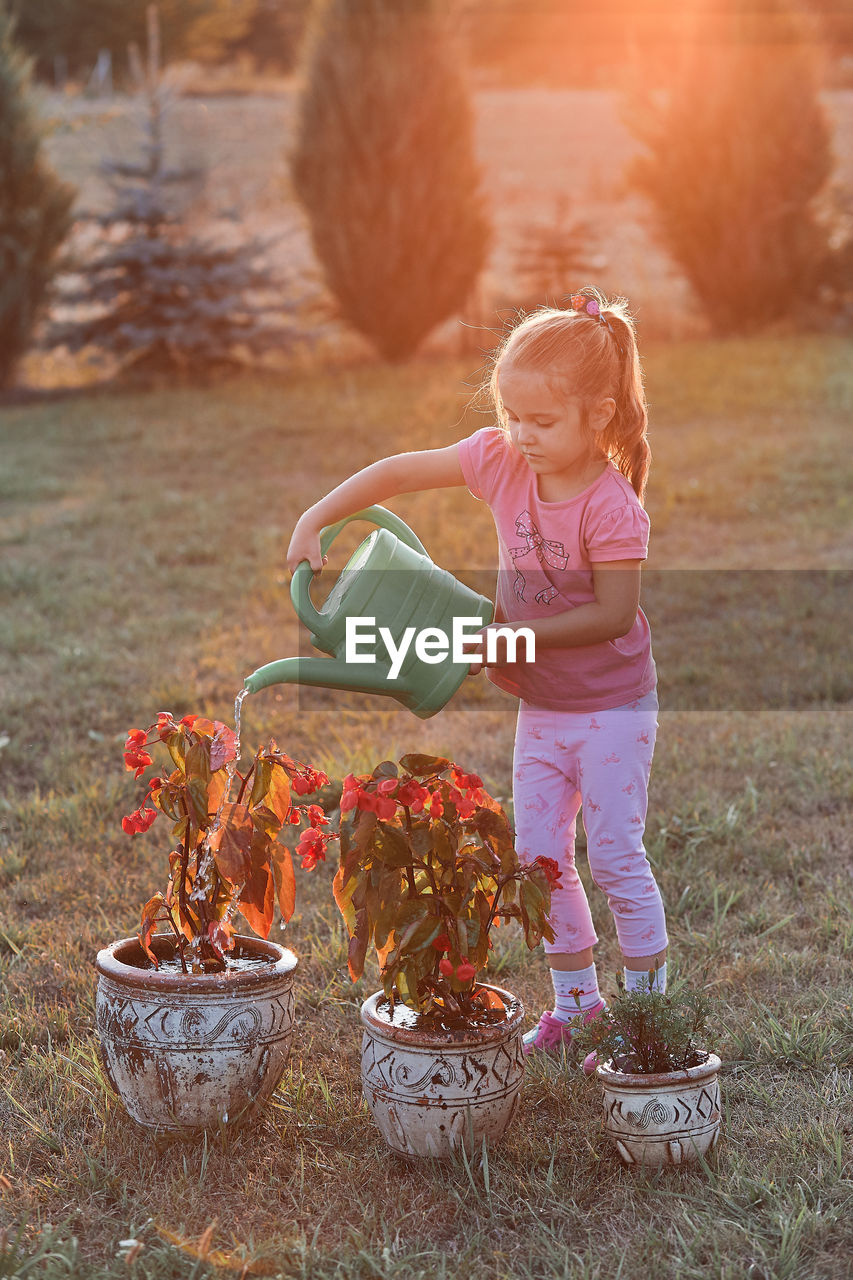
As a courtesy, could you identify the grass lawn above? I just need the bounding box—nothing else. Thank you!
[0,336,851,1278]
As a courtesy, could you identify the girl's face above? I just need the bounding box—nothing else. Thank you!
[498,363,614,498]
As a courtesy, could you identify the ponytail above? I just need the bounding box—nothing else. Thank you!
[599,311,650,503]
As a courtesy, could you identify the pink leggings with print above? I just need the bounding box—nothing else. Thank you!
[512,691,668,958]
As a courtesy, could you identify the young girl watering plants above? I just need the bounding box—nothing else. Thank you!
[287,288,668,1054]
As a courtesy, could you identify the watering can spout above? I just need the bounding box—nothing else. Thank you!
[243,506,494,719]
[244,656,393,700]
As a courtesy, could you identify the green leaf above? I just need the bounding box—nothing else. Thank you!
[520,878,547,949]
[371,760,398,780]
[385,901,430,965]
[371,822,413,868]
[185,740,212,786]
[186,776,210,828]
[373,875,408,956]
[430,821,456,865]
[409,822,433,860]
[472,807,513,845]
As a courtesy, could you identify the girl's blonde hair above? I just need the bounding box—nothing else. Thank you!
[488,288,650,502]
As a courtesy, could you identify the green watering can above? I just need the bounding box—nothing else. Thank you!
[243,506,494,719]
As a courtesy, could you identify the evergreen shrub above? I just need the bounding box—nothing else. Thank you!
[0,14,73,387]
[291,0,490,361]
[49,83,308,380]
[627,0,836,333]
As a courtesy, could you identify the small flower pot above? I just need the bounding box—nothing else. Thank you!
[596,1052,722,1166]
[360,985,525,1158]
[95,934,297,1133]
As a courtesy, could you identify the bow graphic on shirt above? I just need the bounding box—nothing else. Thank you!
[509,510,568,605]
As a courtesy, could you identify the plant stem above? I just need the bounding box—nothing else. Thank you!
[165,910,188,974]
[177,810,190,933]
[402,807,419,899]
[236,762,254,806]
[485,875,509,932]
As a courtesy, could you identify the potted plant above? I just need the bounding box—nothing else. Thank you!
[95,711,334,1132]
[574,977,722,1167]
[326,753,559,1158]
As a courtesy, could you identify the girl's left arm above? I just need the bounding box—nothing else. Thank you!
[473,561,642,667]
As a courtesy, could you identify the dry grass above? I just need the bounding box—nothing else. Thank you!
[0,338,852,1277]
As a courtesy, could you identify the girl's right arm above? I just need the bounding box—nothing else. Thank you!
[286,444,466,572]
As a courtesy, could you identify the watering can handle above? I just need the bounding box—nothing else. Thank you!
[290,506,429,633]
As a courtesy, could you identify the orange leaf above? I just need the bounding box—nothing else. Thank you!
[264,767,292,824]
[347,908,369,981]
[270,841,296,922]
[208,803,253,883]
[190,718,217,739]
[238,862,275,939]
[332,865,358,933]
[138,892,166,965]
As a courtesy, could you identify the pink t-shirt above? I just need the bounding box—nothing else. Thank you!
[457,426,656,712]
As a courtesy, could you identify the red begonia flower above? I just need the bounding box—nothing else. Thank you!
[531,855,563,889]
[340,790,358,814]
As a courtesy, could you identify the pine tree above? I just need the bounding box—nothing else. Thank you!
[291,0,490,361]
[0,14,73,387]
[626,0,834,333]
[49,68,307,379]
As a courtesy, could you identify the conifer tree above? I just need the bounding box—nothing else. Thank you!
[49,75,306,379]
[627,0,834,333]
[0,14,73,387]
[291,0,490,361]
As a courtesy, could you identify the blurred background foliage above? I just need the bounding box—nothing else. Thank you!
[1,0,853,382]
[4,0,853,85]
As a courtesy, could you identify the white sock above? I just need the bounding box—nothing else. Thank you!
[551,962,601,1022]
[624,961,667,995]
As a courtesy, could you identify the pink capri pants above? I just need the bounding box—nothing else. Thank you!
[512,690,668,958]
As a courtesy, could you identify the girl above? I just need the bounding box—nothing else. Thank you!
[287,288,668,1054]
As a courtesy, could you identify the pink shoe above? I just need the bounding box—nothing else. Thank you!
[522,1000,607,1057]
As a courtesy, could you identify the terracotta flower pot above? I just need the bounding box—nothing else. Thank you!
[360,985,525,1158]
[95,934,297,1132]
[596,1051,722,1166]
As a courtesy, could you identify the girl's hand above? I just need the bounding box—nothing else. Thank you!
[461,624,530,675]
[286,516,327,574]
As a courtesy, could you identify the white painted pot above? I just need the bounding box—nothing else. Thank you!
[95,934,297,1132]
[596,1052,722,1166]
[360,986,525,1159]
